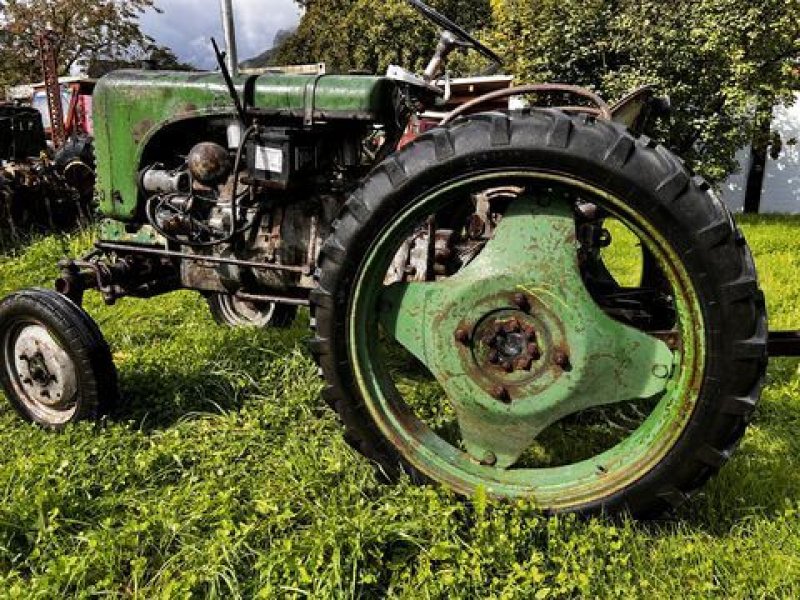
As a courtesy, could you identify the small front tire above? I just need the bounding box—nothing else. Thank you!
[0,288,118,427]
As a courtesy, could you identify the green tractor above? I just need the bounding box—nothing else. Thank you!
[0,1,770,517]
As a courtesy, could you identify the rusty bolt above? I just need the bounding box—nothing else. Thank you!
[503,319,522,334]
[454,328,470,344]
[490,385,510,403]
[513,293,530,312]
[480,452,497,466]
[503,361,514,373]
[515,356,534,371]
[554,350,571,371]
[527,343,542,360]
[488,349,500,364]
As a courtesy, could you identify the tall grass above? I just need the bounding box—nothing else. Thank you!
[0,218,797,598]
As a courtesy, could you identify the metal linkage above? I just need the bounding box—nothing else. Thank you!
[768,331,800,357]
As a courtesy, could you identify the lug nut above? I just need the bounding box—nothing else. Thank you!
[527,343,541,360]
[503,319,521,334]
[490,385,510,403]
[513,293,530,312]
[488,349,500,364]
[515,356,534,371]
[480,451,497,466]
[554,350,571,371]
[455,328,470,344]
[503,361,514,373]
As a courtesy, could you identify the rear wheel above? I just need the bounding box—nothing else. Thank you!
[311,110,767,517]
[207,293,297,328]
[0,288,118,427]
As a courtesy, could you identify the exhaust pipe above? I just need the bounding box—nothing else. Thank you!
[219,0,239,77]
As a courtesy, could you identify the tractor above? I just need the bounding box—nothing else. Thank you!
[0,0,775,517]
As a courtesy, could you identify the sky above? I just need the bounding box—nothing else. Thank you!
[140,0,302,70]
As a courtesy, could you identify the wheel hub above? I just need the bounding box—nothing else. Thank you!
[472,311,542,374]
[11,325,77,410]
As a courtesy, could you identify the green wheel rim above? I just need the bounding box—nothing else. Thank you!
[348,170,705,509]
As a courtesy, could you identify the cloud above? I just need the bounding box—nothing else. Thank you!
[141,0,302,69]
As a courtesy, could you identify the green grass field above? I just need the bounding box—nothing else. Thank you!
[0,216,798,598]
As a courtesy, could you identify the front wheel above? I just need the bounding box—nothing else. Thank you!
[0,288,118,427]
[311,110,767,517]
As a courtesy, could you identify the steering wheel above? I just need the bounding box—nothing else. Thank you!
[406,0,503,66]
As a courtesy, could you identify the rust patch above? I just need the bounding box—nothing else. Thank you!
[132,119,154,144]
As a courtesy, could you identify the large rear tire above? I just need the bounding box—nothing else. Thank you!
[310,110,767,517]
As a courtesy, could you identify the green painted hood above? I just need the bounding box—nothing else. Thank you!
[93,70,396,220]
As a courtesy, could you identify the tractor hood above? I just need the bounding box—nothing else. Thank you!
[93,70,396,220]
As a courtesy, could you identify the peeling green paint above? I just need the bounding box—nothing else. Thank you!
[92,70,395,224]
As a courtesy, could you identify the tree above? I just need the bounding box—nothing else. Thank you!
[487,0,799,181]
[0,0,158,91]
[272,0,492,74]
[84,45,195,79]
[276,0,798,182]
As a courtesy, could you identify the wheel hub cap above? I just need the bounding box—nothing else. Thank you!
[378,194,675,468]
[12,325,77,410]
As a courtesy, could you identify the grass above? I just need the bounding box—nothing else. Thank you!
[0,217,798,598]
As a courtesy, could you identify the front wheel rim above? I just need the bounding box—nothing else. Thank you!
[347,170,706,509]
[2,320,79,424]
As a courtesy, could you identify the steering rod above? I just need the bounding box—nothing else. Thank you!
[423,30,465,81]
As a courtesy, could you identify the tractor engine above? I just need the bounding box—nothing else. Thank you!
[135,121,377,298]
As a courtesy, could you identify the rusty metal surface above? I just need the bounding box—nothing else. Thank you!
[440,84,613,125]
[37,31,65,149]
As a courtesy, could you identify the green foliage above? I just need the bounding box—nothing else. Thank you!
[0,221,799,596]
[487,0,799,181]
[273,0,492,75]
[0,0,158,91]
[277,0,798,181]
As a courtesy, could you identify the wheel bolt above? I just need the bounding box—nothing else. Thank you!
[455,328,470,344]
[554,350,571,371]
[488,349,500,364]
[490,385,510,403]
[513,293,530,312]
[527,343,541,360]
[480,451,497,466]
[503,361,514,373]
[515,356,534,371]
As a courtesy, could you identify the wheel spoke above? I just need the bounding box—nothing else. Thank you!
[379,193,673,467]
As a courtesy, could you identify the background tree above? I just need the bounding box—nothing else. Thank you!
[487,0,799,181]
[84,45,195,79]
[272,0,492,75]
[0,0,158,92]
[276,0,798,182]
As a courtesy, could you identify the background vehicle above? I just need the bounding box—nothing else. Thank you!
[0,0,774,517]
[0,32,96,243]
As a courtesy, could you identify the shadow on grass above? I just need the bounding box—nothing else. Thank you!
[108,318,314,431]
